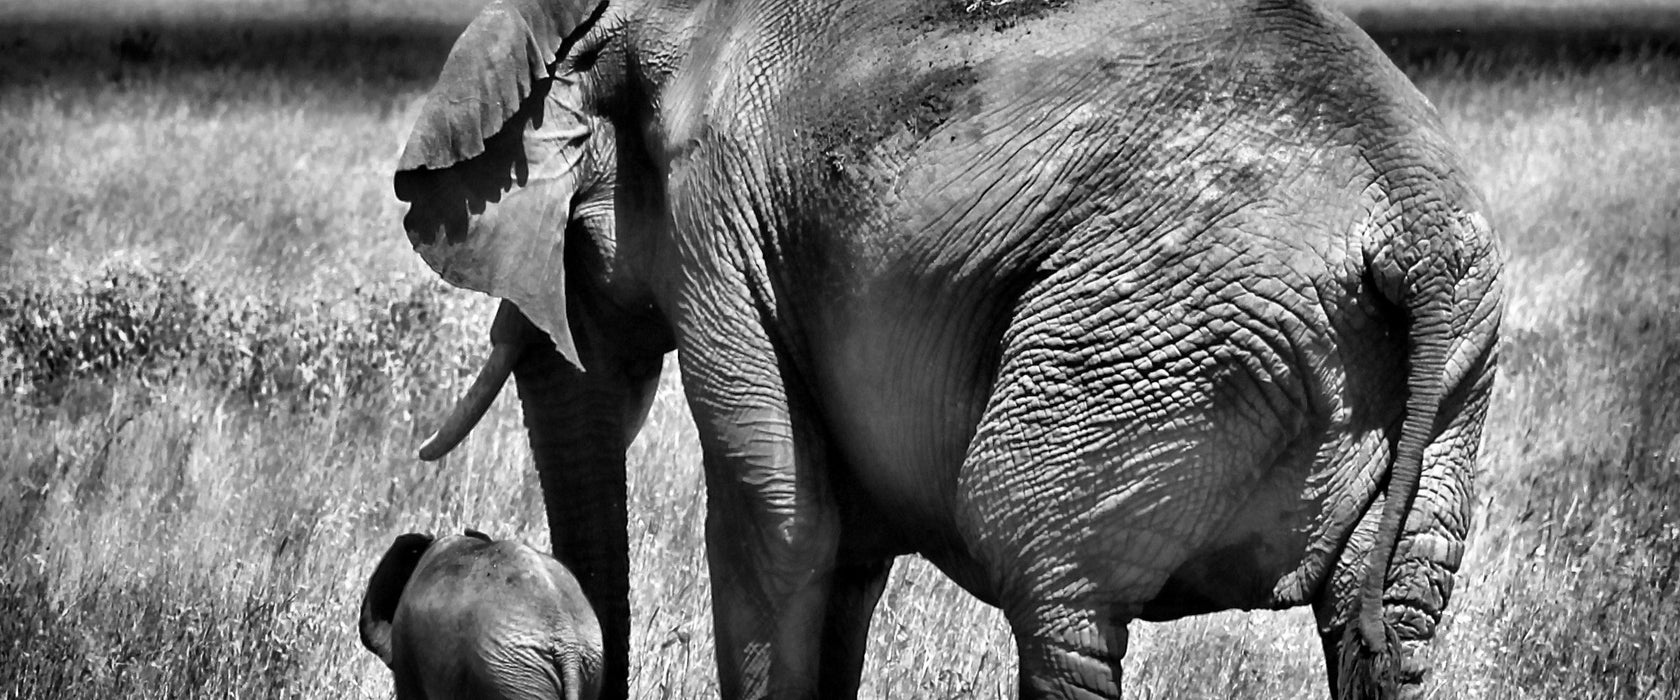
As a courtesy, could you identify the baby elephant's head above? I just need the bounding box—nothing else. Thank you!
[359,529,604,700]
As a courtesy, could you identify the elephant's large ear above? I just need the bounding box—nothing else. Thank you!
[397,0,604,172]
[358,532,435,667]
[395,0,610,370]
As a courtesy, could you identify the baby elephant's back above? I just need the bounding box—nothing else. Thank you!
[394,536,598,700]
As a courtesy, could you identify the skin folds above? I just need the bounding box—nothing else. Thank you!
[395,1,1505,697]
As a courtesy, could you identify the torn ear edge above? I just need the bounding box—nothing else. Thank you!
[509,291,584,371]
[493,296,582,369]
[358,532,436,666]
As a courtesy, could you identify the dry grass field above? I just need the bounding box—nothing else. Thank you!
[2,1,1677,698]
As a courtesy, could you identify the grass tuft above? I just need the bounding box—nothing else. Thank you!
[1,264,481,413]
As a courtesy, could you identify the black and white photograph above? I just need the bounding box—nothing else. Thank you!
[2,0,1676,697]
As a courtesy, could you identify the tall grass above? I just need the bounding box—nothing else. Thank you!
[2,12,1678,700]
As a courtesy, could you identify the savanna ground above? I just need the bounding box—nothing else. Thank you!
[2,0,1677,697]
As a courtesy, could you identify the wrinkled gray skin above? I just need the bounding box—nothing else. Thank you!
[359,531,604,700]
[394,0,1504,698]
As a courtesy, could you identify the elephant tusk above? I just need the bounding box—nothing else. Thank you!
[417,342,523,461]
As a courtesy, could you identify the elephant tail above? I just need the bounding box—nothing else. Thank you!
[1340,209,1491,699]
[559,646,587,700]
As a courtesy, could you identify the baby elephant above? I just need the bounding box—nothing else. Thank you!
[359,530,603,700]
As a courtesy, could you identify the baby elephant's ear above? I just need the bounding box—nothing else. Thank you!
[358,533,436,666]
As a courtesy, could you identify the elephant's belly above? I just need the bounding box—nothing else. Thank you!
[824,387,987,555]
[1137,424,1394,621]
[815,298,1001,555]
[1136,532,1307,621]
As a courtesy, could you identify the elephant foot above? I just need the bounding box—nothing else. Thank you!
[1320,601,1440,700]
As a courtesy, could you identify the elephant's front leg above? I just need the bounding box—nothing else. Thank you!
[815,559,894,696]
[680,320,852,699]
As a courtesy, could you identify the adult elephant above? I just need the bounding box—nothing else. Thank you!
[396,0,1504,698]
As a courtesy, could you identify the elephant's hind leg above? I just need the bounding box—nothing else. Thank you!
[1315,342,1497,699]
[1011,605,1131,700]
[957,376,1298,699]
[954,267,1323,698]
[678,281,866,699]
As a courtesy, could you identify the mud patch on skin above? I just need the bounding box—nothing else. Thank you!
[904,66,984,138]
[908,0,1076,33]
[808,62,982,174]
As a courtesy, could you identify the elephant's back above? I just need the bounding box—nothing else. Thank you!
[750,0,1472,518]
[753,0,1458,281]
[667,0,1469,291]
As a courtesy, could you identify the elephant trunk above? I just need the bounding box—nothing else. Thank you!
[514,344,632,700]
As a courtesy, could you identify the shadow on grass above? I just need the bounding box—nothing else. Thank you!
[1,6,1679,94]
